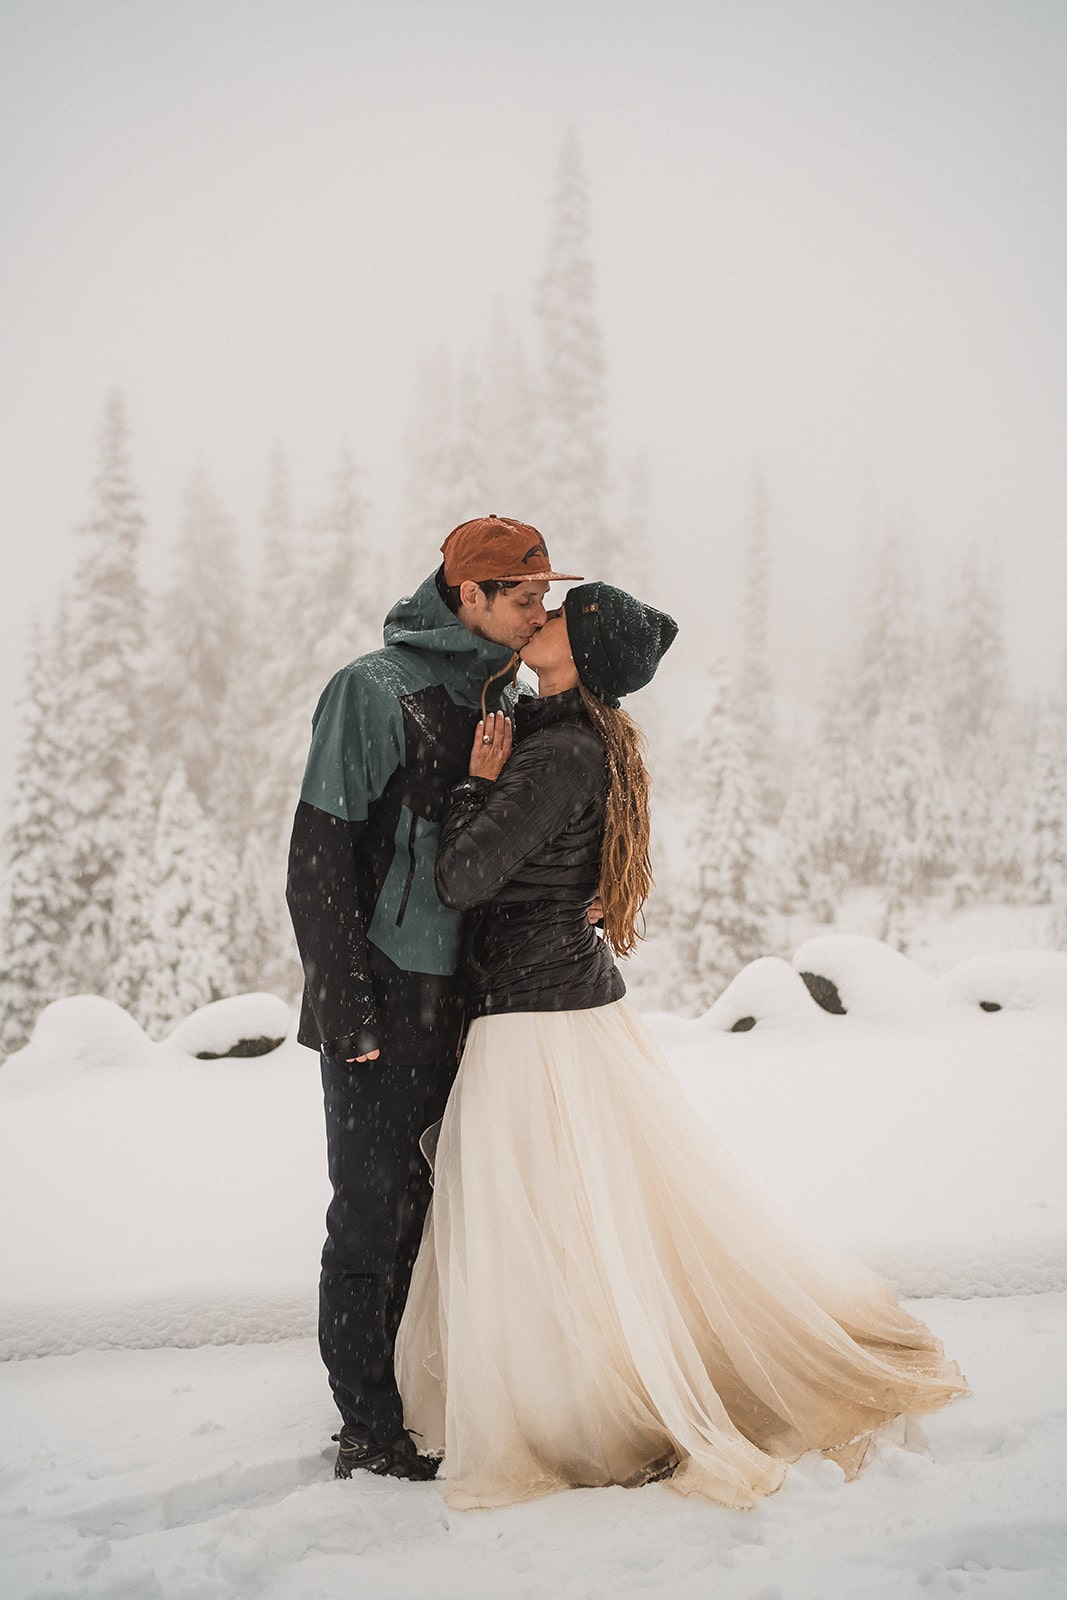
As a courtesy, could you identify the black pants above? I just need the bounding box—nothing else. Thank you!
[319,1053,455,1442]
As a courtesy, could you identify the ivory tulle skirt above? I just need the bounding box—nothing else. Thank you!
[395,1000,967,1510]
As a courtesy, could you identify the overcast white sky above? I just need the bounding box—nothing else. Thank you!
[2,0,1065,798]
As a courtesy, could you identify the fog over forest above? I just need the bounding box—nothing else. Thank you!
[3,0,1066,763]
[2,1,1066,1048]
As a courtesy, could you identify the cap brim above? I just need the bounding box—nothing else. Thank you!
[497,569,584,583]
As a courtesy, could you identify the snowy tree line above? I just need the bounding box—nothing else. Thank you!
[0,133,626,1052]
[2,133,1065,1052]
[657,500,1067,1012]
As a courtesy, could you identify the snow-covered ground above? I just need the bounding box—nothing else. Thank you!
[1,936,1065,1598]
[2,1295,1065,1600]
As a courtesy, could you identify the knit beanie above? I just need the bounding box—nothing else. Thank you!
[563,582,678,708]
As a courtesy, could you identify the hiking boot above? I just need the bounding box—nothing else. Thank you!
[332,1423,439,1482]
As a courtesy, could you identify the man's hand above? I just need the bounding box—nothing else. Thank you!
[469,710,513,781]
[587,896,604,926]
[345,1049,381,1063]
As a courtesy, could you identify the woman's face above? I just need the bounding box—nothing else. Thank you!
[519,606,572,674]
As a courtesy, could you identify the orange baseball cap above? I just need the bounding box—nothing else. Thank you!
[441,515,583,585]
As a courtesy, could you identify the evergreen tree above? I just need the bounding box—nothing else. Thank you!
[1023,713,1067,904]
[212,447,295,853]
[667,663,771,1012]
[806,670,873,883]
[940,545,1007,758]
[0,614,75,1053]
[62,394,150,991]
[875,683,958,904]
[108,744,161,1022]
[230,826,300,999]
[248,450,380,996]
[847,533,924,728]
[216,450,305,997]
[138,763,238,1038]
[736,470,777,819]
[146,470,244,810]
[298,447,377,699]
[772,769,841,931]
[533,128,608,572]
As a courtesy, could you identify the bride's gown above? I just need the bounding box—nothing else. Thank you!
[395,1000,967,1511]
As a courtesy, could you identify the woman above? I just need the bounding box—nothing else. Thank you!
[395,582,966,1511]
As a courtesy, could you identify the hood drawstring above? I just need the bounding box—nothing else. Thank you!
[480,652,520,724]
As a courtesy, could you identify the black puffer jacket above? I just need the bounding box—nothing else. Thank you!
[435,687,626,1018]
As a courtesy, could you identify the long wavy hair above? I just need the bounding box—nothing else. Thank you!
[578,683,654,958]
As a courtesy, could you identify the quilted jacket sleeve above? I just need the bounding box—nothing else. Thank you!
[435,729,600,911]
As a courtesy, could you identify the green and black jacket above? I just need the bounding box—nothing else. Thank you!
[286,570,516,1065]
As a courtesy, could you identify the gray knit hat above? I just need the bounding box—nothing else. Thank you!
[563,582,678,708]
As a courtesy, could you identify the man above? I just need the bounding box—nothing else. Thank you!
[287,514,581,1481]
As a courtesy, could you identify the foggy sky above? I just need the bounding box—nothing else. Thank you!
[2,0,1066,799]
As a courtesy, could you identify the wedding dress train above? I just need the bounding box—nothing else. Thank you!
[395,1000,966,1510]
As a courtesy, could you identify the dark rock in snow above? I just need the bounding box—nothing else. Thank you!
[195,1036,286,1060]
[799,972,847,1015]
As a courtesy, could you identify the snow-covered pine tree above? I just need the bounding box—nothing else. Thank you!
[252,449,380,992]
[847,533,924,730]
[229,826,299,999]
[935,545,1014,900]
[875,681,958,904]
[138,763,238,1038]
[61,393,150,992]
[146,470,244,811]
[212,447,295,854]
[772,766,841,934]
[204,451,306,998]
[804,670,872,884]
[297,447,377,704]
[808,532,931,892]
[736,470,777,822]
[1023,712,1067,906]
[0,613,76,1053]
[533,128,608,574]
[939,545,1008,758]
[667,662,771,1013]
[108,744,161,1023]
[874,695,956,946]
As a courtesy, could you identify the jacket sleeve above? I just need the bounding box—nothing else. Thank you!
[435,734,598,910]
[286,665,404,1058]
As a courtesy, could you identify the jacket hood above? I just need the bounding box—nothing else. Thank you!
[384,570,512,661]
[383,569,516,699]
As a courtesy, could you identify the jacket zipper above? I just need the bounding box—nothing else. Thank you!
[395,811,419,927]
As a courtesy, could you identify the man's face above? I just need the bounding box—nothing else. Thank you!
[459,580,550,651]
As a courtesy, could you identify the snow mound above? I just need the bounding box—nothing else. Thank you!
[702,957,829,1032]
[24,994,149,1068]
[937,949,1067,1012]
[164,993,293,1058]
[793,935,950,1024]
